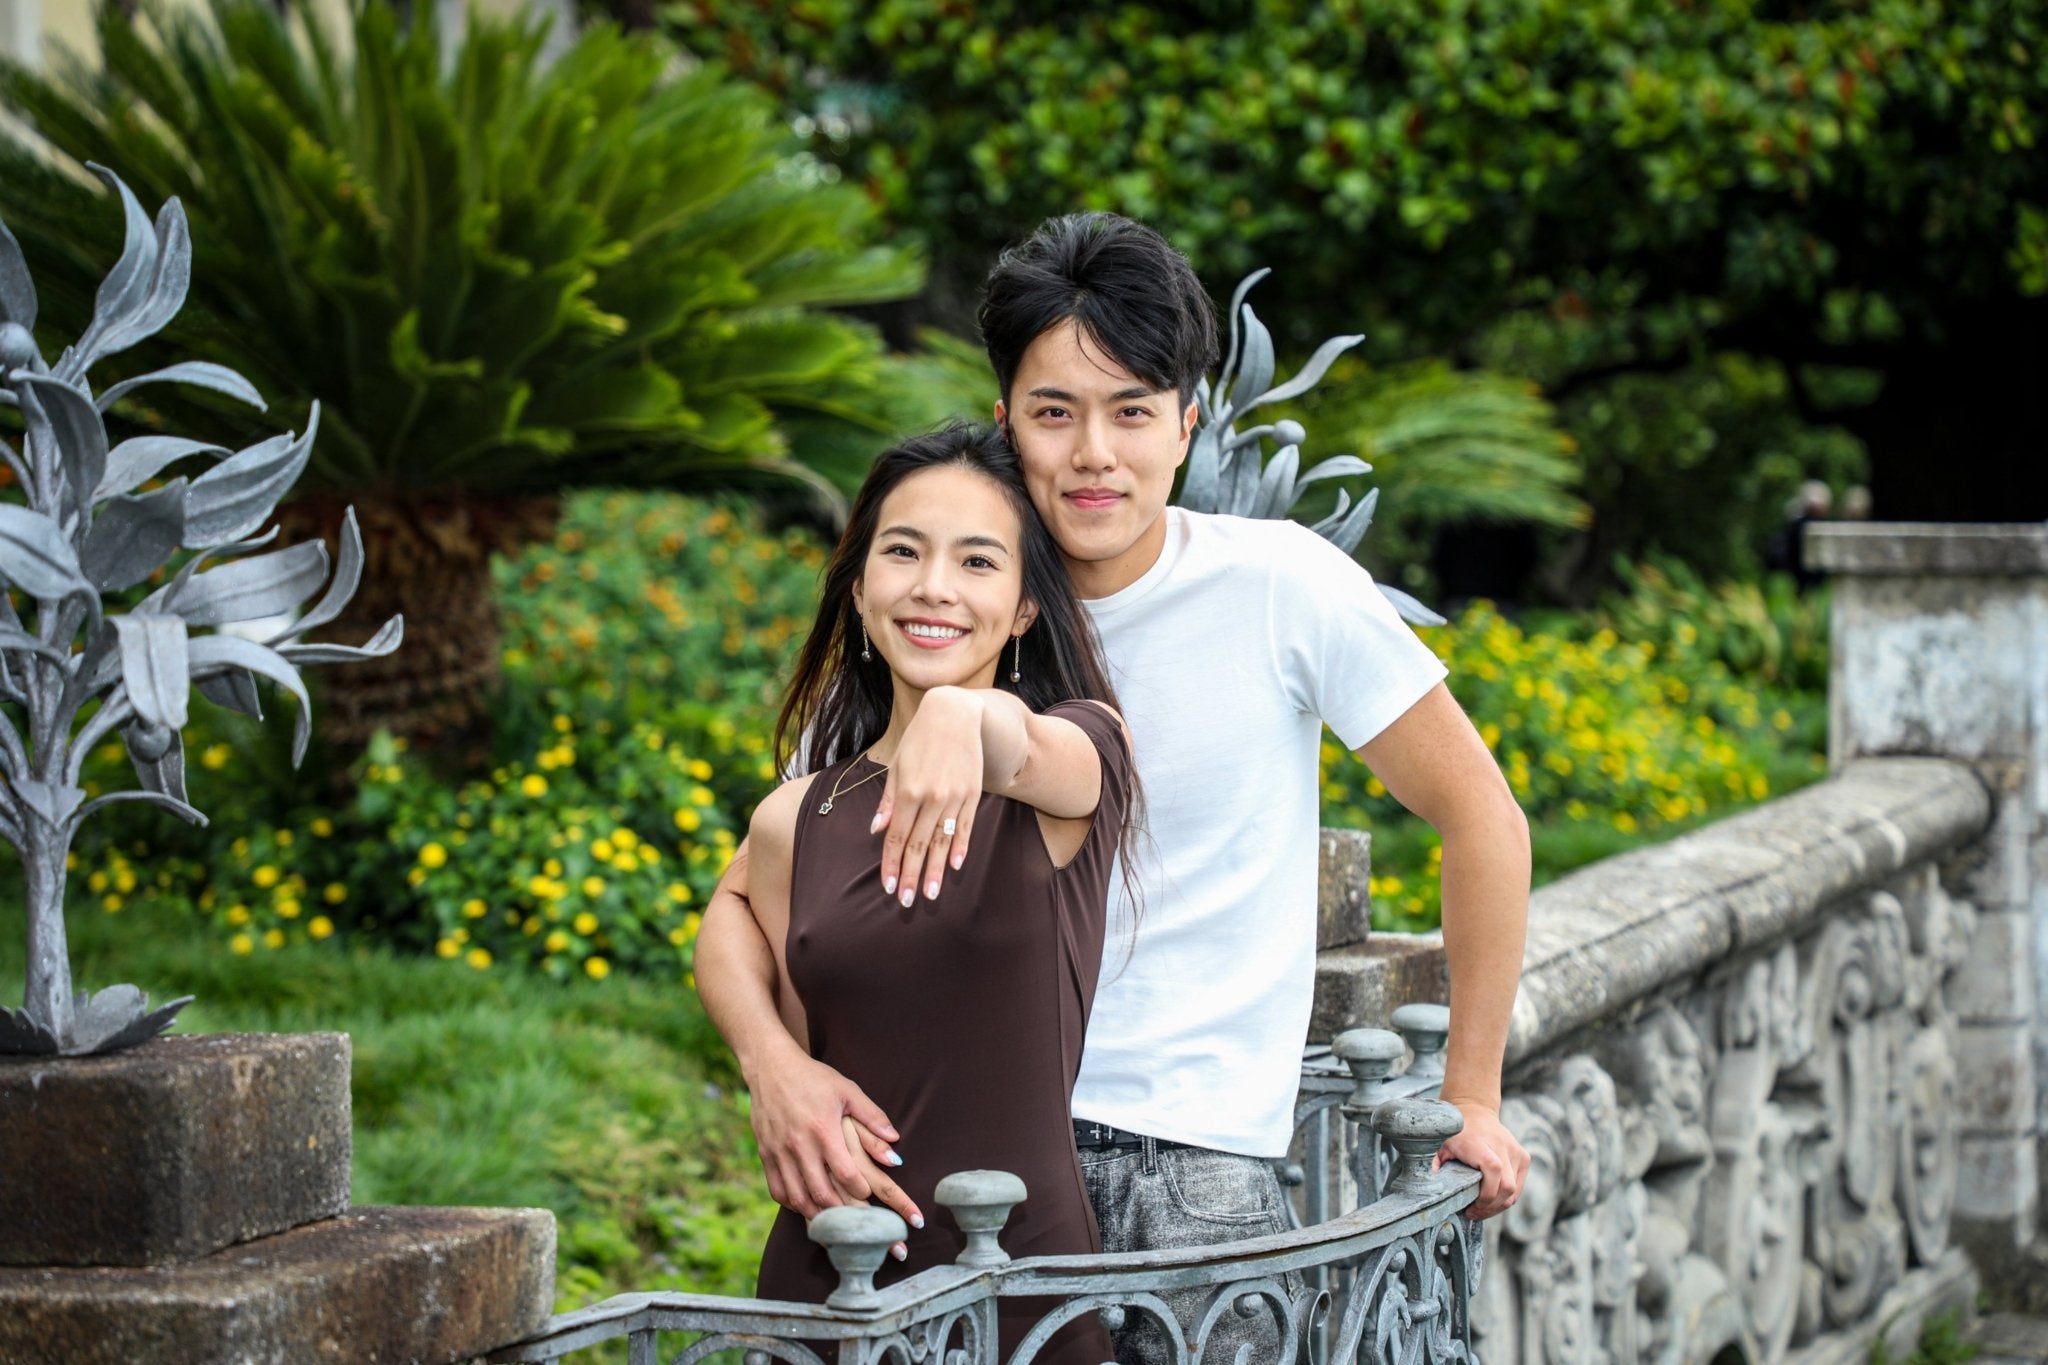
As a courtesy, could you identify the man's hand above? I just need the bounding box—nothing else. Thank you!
[1434,1099,1528,1220]
[747,1046,920,1228]
[874,687,984,905]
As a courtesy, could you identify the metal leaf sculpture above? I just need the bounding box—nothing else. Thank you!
[1180,269,1445,627]
[0,167,403,1056]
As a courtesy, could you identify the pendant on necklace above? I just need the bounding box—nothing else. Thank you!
[818,799,834,815]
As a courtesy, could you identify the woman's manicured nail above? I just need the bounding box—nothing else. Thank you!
[926,880,939,899]
[871,812,884,833]
[910,1215,925,1230]
[951,851,963,870]
[900,887,914,907]
[887,1151,903,1167]
[891,1244,908,1261]
[884,875,896,895]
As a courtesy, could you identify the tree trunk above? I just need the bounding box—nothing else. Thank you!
[278,493,559,753]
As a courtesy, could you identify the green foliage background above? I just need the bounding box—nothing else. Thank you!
[665,0,2047,585]
[0,0,926,504]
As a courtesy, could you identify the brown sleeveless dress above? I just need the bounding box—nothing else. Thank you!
[756,700,1131,1365]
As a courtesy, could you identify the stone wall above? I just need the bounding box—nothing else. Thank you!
[1308,521,2048,1355]
[1472,759,1988,1364]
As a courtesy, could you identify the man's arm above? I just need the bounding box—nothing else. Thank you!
[695,839,920,1225]
[1355,683,1532,1220]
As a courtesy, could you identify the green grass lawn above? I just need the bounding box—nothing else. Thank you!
[0,896,777,1336]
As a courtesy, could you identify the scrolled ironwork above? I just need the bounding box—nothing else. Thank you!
[489,1047,1483,1365]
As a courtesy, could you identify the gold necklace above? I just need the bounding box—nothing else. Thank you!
[817,755,886,816]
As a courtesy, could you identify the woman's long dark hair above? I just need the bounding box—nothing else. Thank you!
[774,422,1145,942]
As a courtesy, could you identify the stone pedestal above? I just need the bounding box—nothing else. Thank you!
[0,1033,351,1267]
[1810,522,2048,1284]
[0,1033,556,1363]
[0,1206,555,1365]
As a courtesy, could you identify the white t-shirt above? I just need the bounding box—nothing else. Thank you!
[1074,507,1447,1157]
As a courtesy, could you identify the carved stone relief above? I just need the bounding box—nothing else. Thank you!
[1475,869,1977,1364]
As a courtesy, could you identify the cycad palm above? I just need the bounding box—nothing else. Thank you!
[0,0,922,742]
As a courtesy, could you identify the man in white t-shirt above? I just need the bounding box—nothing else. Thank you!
[697,214,1530,1360]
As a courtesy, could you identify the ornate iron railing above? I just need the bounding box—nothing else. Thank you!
[491,1006,1479,1365]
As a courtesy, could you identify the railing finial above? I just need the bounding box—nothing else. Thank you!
[933,1170,1027,1268]
[1371,1098,1464,1195]
[807,1206,909,1309]
[1390,1004,1451,1084]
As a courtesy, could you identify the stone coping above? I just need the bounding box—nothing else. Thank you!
[1807,522,2048,577]
[1506,756,1988,1067]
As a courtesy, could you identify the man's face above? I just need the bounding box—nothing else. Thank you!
[994,322,1197,599]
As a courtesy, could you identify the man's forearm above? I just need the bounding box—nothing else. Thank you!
[1435,789,1530,1112]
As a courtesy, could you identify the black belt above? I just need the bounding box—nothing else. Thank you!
[1073,1120,1192,1153]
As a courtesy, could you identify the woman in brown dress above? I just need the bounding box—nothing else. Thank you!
[744,424,1132,1365]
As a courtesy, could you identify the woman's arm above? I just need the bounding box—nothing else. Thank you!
[875,688,1125,903]
[742,778,813,1049]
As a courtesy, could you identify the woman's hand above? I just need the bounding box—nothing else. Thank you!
[874,687,983,906]
[833,1116,923,1261]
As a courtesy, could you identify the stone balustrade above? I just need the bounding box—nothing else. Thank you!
[1473,757,1991,1364]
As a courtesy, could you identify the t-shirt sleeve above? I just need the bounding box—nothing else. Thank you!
[1266,526,1449,752]
[1041,698,1133,849]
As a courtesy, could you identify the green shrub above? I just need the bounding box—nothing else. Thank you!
[59,489,1828,966]
[0,0,923,498]
[1321,599,1827,930]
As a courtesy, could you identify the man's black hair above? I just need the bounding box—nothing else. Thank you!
[978,212,1220,409]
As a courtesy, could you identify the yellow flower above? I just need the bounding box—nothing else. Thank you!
[668,926,690,946]
[689,785,715,807]
[610,852,637,874]
[552,714,573,733]
[324,883,348,905]
[581,875,605,898]
[523,915,541,935]
[584,956,611,980]
[666,882,692,904]
[1613,812,1639,834]
[276,898,302,919]
[466,947,493,970]
[102,894,123,913]
[638,845,660,866]
[463,897,487,919]
[263,929,286,950]
[521,774,548,798]
[201,743,231,770]
[686,759,712,780]
[252,865,280,889]
[226,904,252,926]
[230,933,255,955]
[544,858,564,878]
[88,871,108,893]
[674,807,702,833]
[546,930,571,953]
[275,829,294,848]
[436,938,461,959]
[308,916,334,940]
[310,817,334,838]
[612,828,638,851]
[418,842,448,870]
[590,838,615,862]
[406,867,427,888]
[573,911,599,935]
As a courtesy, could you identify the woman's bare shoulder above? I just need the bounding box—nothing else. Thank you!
[749,772,820,856]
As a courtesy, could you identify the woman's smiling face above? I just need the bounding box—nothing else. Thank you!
[854,464,1037,695]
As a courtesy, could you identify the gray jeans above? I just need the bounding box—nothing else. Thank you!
[1079,1141,1302,1365]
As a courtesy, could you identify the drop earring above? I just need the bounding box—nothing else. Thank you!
[860,620,872,662]
[1009,634,1022,684]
